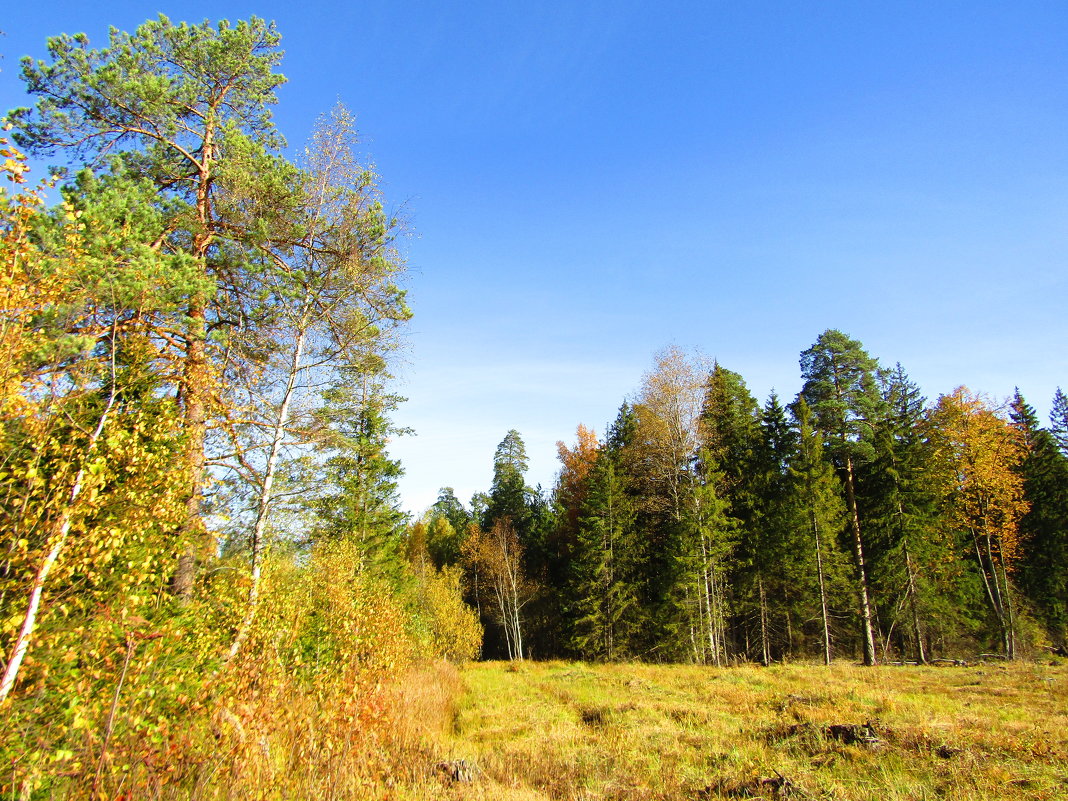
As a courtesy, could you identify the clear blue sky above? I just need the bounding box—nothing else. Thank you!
[3,1,1066,515]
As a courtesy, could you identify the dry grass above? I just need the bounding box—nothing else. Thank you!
[389,658,1068,800]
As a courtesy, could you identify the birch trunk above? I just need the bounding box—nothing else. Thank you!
[0,385,116,703]
[812,509,832,667]
[223,320,308,665]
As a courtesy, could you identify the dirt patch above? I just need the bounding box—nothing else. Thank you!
[701,771,809,799]
[766,721,883,749]
[580,706,608,727]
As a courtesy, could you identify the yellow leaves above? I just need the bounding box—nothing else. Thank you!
[1,158,29,184]
[929,386,1028,561]
[421,565,482,663]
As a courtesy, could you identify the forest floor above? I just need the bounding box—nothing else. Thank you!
[389,657,1068,800]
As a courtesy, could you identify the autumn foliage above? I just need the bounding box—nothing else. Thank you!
[0,34,480,796]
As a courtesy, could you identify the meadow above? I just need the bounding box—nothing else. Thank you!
[387,658,1068,801]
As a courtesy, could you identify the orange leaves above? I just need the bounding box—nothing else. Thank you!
[929,387,1028,563]
[557,423,600,482]
[557,423,600,529]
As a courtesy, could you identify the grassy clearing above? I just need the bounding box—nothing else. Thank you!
[388,658,1068,800]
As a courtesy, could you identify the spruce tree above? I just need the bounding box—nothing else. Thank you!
[1011,391,1068,649]
[1050,388,1068,457]
[312,371,408,577]
[748,392,799,663]
[698,364,759,663]
[569,450,638,660]
[788,398,851,664]
[860,365,948,662]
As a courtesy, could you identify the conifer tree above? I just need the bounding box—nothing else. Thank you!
[485,429,532,535]
[1010,391,1068,649]
[569,443,638,660]
[311,370,409,576]
[1050,388,1068,457]
[800,329,884,665]
[10,16,300,597]
[432,487,472,542]
[747,392,799,663]
[788,398,851,664]
[681,454,736,665]
[860,365,947,662]
[698,364,760,662]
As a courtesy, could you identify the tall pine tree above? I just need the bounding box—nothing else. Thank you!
[800,329,884,665]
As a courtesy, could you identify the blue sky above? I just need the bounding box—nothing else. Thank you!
[3,2,1066,515]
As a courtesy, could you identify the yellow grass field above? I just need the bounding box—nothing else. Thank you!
[387,659,1068,800]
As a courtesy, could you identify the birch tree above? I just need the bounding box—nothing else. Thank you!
[929,387,1027,659]
[462,519,535,661]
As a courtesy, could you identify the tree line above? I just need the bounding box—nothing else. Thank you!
[419,335,1068,666]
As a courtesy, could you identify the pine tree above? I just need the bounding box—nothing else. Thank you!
[485,429,532,535]
[800,329,884,665]
[11,16,298,597]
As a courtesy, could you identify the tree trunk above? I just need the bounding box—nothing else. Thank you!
[844,457,877,665]
[811,509,832,666]
[993,538,1016,660]
[174,130,216,600]
[173,297,209,600]
[758,574,771,666]
[700,531,716,664]
[223,323,308,665]
[0,383,116,703]
[975,530,1010,658]
[903,540,927,664]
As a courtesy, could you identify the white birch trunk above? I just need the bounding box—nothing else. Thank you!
[223,319,308,665]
